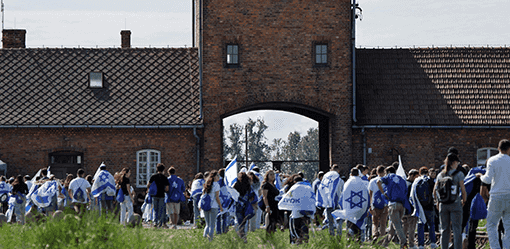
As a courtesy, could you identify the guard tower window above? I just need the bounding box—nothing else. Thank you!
[315,44,328,65]
[226,44,239,65]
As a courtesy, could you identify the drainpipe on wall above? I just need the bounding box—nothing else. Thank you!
[193,127,200,173]
[351,0,357,123]
[362,127,367,165]
[198,0,203,119]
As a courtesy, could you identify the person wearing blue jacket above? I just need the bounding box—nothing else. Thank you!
[166,167,185,229]
[377,166,408,249]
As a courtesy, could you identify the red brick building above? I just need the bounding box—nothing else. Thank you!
[0,31,202,186]
[354,48,510,170]
[2,1,510,187]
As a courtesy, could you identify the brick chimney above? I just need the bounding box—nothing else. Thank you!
[121,30,131,48]
[2,29,26,48]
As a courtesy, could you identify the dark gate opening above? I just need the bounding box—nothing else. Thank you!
[49,151,83,179]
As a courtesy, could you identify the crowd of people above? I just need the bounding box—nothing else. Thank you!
[1,139,510,249]
[0,164,139,225]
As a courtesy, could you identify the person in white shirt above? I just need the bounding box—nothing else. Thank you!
[368,165,388,241]
[477,139,510,249]
[68,168,92,215]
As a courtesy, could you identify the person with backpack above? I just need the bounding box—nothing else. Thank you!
[377,166,409,248]
[190,172,205,228]
[233,172,257,242]
[403,169,419,249]
[411,167,438,249]
[200,170,223,241]
[117,168,134,225]
[368,165,388,242]
[147,163,170,228]
[68,169,92,215]
[166,167,185,229]
[433,153,466,249]
[476,139,510,249]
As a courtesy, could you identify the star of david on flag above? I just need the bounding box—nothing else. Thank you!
[332,175,369,229]
[91,169,116,198]
[345,190,366,209]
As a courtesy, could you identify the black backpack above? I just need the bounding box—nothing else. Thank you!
[436,170,460,204]
[415,176,433,207]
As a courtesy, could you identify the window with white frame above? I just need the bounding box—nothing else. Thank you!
[477,147,498,167]
[136,149,161,188]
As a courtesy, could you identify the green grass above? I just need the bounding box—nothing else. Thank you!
[1,211,402,249]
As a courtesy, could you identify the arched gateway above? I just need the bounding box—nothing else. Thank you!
[197,0,354,173]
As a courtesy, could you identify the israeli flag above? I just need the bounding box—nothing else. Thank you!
[5,195,16,222]
[217,182,234,216]
[248,163,256,172]
[316,171,344,209]
[0,181,11,200]
[91,169,116,198]
[332,176,369,229]
[141,194,155,222]
[224,156,238,187]
[191,179,205,197]
[31,180,58,208]
[410,175,427,224]
[274,173,283,190]
[278,181,316,213]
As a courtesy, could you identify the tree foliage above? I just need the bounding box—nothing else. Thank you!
[223,117,319,180]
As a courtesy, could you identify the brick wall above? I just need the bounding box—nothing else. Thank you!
[0,128,200,185]
[2,29,26,48]
[200,0,353,172]
[352,128,505,173]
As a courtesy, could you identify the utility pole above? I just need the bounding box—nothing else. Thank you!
[245,125,249,168]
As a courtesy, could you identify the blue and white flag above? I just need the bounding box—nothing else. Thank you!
[217,182,234,216]
[248,163,256,172]
[25,169,42,213]
[5,195,16,222]
[31,180,58,208]
[191,179,205,197]
[332,176,369,229]
[464,167,486,196]
[91,169,116,198]
[141,194,155,222]
[275,173,283,190]
[410,175,427,224]
[225,156,238,187]
[316,171,344,209]
[0,181,11,200]
[278,181,316,213]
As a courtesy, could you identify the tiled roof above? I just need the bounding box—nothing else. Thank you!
[0,48,201,127]
[356,47,510,126]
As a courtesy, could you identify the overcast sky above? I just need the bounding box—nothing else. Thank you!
[4,0,509,142]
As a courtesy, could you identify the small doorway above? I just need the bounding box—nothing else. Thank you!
[49,151,83,179]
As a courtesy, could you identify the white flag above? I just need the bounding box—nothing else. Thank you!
[396,155,407,179]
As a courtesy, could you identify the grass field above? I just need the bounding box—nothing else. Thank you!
[0,210,405,249]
